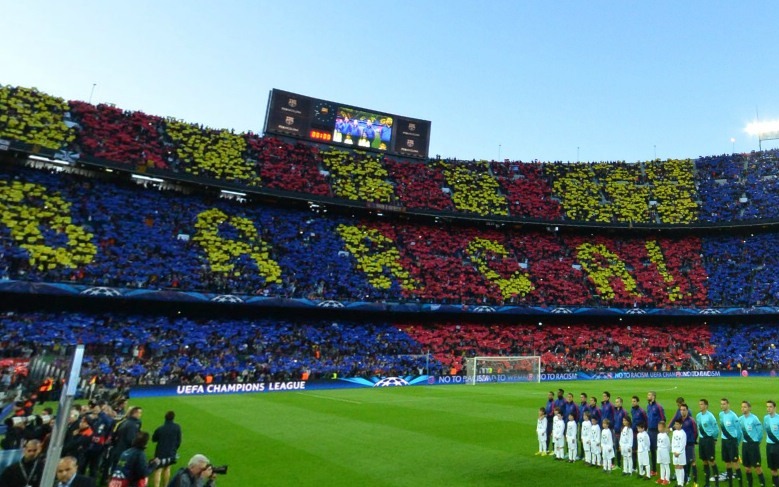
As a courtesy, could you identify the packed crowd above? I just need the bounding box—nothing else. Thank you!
[7,157,779,308]
[709,323,779,371]
[67,100,169,170]
[2,311,779,387]
[0,162,731,307]
[5,83,779,225]
[702,233,779,307]
[696,150,779,222]
[0,85,75,150]
[0,311,445,387]
[405,322,715,374]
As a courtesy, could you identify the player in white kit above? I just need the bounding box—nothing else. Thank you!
[672,419,688,486]
[657,420,672,485]
[601,418,615,472]
[637,422,652,479]
[590,416,602,467]
[566,413,578,462]
[536,407,548,456]
[581,411,592,465]
[552,409,566,460]
[620,416,634,476]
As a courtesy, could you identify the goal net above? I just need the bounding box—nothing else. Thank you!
[464,356,541,385]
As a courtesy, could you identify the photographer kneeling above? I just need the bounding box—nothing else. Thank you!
[167,454,218,487]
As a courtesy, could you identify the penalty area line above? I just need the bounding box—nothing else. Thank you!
[297,392,362,404]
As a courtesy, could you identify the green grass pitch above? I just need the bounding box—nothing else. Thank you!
[133,377,777,486]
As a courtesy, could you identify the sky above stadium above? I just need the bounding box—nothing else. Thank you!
[3,1,779,162]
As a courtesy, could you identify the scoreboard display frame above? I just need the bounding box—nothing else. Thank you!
[264,89,431,159]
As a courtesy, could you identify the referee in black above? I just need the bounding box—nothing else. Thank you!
[697,399,721,487]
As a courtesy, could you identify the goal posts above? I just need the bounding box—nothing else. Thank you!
[464,356,541,385]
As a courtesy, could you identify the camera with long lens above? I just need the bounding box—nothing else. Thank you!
[208,464,228,475]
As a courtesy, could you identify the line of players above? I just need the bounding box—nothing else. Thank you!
[333,115,392,149]
[535,389,779,487]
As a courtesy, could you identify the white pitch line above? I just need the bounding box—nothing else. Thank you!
[297,392,362,404]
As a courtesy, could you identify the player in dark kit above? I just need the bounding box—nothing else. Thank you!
[545,391,555,453]
[647,390,667,475]
[678,403,698,485]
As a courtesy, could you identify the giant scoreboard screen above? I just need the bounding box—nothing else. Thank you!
[264,89,431,159]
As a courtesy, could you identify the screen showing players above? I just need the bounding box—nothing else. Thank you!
[264,89,430,159]
[332,108,393,151]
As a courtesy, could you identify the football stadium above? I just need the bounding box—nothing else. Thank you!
[3,3,779,487]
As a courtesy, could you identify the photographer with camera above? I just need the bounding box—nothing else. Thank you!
[167,454,223,487]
